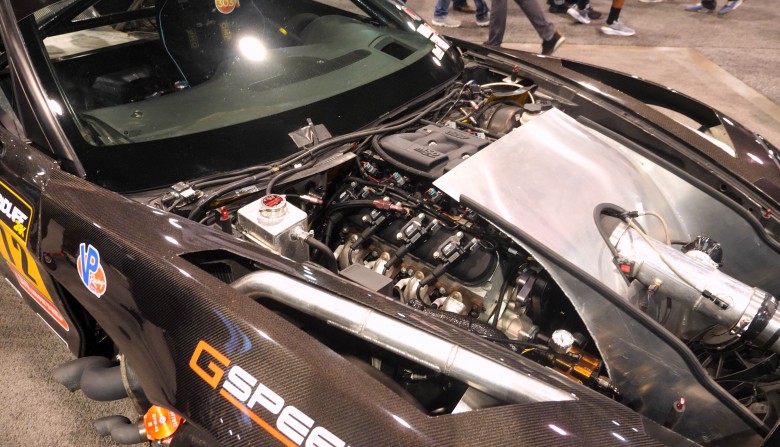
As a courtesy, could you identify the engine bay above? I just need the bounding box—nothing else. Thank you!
[146,61,780,442]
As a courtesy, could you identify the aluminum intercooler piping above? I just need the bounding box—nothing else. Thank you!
[610,222,780,353]
[231,271,575,405]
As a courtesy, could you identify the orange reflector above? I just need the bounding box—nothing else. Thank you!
[144,405,184,442]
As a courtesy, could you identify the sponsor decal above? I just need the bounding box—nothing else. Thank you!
[0,184,66,330]
[416,23,433,39]
[215,0,239,14]
[144,405,183,442]
[190,340,349,447]
[10,268,69,330]
[0,180,32,242]
[77,243,107,298]
[401,6,421,21]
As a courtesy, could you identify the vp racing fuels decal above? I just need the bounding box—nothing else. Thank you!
[0,182,68,330]
[190,340,349,447]
[77,243,107,298]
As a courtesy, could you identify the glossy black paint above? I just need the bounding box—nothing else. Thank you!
[34,161,690,446]
[1,2,778,445]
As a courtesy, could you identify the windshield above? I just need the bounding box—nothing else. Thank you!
[25,0,460,191]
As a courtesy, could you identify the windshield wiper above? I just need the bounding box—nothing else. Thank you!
[80,114,133,145]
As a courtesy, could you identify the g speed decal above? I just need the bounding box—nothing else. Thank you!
[190,340,349,447]
[77,243,107,297]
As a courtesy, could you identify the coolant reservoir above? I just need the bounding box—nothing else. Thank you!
[237,194,309,261]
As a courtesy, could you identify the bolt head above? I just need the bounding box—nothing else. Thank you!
[433,251,440,259]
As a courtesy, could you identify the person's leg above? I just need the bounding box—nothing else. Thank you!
[606,0,624,24]
[486,0,508,45]
[474,0,490,21]
[718,0,742,14]
[515,0,555,41]
[433,0,462,26]
[435,0,454,18]
[454,0,477,12]
[568,0,592,24]
[601,0,634,35]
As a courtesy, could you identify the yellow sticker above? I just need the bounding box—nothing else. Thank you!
[0,182,66,330]
[0,180,32,242]
[220,22,232,42]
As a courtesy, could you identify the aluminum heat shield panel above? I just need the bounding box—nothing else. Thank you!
[434,107,678,292]
[434,108,758,441]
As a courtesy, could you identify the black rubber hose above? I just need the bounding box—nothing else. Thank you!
[81,364,128,401]
[326,199,418,216]
[94,415,130,437]
[265,160,316,195]
[52,356,113,392]
[593,203,627,258]
[94,415,144,445]
[343,176,421,205]
[303,237,338,273]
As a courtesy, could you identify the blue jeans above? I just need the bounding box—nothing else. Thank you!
[435,0,489,20]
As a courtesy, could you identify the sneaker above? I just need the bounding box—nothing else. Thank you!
[587,8,602,19]
[567,4,591,24]
[718,0,742,14]
[482,40,501,48]
[541,30,565,55]
[431,15,462,27]
[453,4,476,13]
[600,19,635,36]
[476,15,490,27]
[685,2,716,12]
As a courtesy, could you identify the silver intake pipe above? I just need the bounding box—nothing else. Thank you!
[232,271,575,405]
[611,223,780,353]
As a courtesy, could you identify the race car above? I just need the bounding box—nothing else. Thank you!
[0,0,779,445]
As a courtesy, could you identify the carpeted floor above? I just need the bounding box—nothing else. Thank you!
[0,281,134,446]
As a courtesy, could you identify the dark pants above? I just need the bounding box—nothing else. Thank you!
[486,0,555,45]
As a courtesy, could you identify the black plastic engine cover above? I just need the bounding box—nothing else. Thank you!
[377,125,490,177]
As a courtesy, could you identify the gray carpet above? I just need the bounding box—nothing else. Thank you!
[0,282,134,446]
[411,0,780,106]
